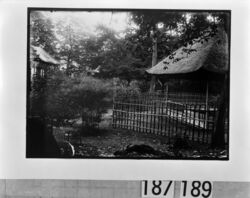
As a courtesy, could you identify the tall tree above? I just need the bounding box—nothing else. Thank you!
[55,21,87,76]
[129,11,184,91]
[81,25,145,81]
[30,11,57,54]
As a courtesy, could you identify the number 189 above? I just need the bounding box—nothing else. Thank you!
[181,181,213,198]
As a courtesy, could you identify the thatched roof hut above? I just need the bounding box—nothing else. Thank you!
[30,46,60,77]
[30,45,60,65]
[146,28,229,81]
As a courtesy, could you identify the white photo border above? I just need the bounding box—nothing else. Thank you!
[0,0,250,181]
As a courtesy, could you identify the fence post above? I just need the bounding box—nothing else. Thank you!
[191,104,195,142]
[112,99,116,129]
[197,104,201,143]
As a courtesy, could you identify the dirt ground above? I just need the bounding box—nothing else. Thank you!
[53,126,228,159]
[54,127,169,157]
[52,108,228,159]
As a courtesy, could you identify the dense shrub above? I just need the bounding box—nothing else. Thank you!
[113,78,141,97]
[30,72,112,127]
[68,75,112,127]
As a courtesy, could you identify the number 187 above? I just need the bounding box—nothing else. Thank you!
[142,180,174,198]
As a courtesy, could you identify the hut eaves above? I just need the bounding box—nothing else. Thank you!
[146,29,229,75]
[30,45,60,65]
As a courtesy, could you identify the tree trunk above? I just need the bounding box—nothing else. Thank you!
[149,37,158,92]
[151,37,158,68]
[211,74,229,148]
[81,111,85,128]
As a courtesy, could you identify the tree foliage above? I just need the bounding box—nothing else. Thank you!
[30,11,58,55]
[30,10,230,80]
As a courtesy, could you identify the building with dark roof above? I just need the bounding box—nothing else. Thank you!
[146,28,229,93]
[30,45,60,78]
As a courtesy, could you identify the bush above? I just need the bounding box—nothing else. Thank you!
[68,75,112,128]
[30,72,112,128]
[113,78,141,97]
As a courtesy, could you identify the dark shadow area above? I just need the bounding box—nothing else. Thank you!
[26,117,61,158]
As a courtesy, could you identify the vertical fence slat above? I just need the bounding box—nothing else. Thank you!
[198,104,201,143]
[113,101,116,128]
[168,102,171,141]
[160,101,164,135]
[202,104,206,143]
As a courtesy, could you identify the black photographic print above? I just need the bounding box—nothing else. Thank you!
[26,8,230,159]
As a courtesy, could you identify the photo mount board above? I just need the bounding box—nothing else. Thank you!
[0,0,250,181]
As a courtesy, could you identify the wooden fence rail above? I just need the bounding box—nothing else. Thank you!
[112,93,220,144]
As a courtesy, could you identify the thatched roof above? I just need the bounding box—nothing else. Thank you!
[146,28,229,75]
[30,45,60,65]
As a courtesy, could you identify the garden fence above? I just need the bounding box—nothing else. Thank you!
[112,92,226,144]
